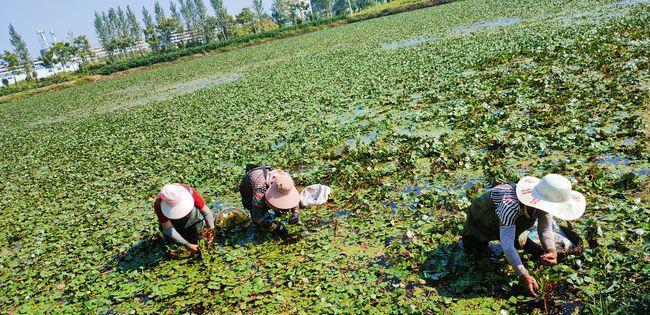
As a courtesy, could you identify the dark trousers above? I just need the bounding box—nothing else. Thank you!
[462,233,521,255]
[462,234,489,252]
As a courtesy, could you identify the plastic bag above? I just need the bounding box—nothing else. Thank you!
[525,220,575,252]
[300,184,332,208]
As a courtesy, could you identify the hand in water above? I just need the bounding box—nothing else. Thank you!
[522,274,539,297]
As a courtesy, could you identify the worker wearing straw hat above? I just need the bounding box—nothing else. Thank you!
[240,165,300,238]
[154,183,216,252]
[460,174,586,296]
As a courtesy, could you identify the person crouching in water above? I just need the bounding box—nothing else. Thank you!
[240,165,300,238]
[460,174,586,296]
[154,183,215,252]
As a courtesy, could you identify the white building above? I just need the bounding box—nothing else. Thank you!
[292,0,312,21]
[0,60,81,86]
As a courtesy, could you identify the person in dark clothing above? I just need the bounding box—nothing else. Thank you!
[240,165,300,237]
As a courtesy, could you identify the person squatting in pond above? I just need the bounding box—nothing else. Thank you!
[240,165,300,238]
[154,183,216,252]
[461,174,586,296]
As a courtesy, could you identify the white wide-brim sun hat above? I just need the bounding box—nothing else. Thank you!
[516,174,586,221]
[160,184,195,219]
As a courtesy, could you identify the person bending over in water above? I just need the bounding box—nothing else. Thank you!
[154,183,215,252]
[460,174,586,296]
[240,165,300,238]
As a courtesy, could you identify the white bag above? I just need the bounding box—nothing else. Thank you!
[300,184,332,208]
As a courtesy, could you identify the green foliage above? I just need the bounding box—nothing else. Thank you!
[7,23,34,78]
[94,16,345,75]
[0,0,648,313]
[40,42,75,67]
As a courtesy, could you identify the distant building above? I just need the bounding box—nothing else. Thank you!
[292,0,311,21]
[0,59,81,86]
[91,39,150,60]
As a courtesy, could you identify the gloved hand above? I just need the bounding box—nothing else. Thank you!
[289,211,299,225]
[273,222,290,238]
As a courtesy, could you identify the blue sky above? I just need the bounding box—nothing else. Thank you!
[0,0,275,55]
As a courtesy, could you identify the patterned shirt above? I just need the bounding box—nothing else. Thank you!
[248,168,269,212]
[490,183,527,226]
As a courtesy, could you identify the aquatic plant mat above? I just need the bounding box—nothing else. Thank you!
[0,0,648,313]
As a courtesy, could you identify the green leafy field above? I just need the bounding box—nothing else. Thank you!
[1,0,648,313]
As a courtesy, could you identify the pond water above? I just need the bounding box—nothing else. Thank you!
[595,153,631,166]
[237,228,256,246]
[397,127,452,138]
[449,17,523,34]
[33,73,242,126]
[360,130,379,145]
[119,73,242,110]
[271,141,287,150]
[556,0,648,26]
[335,210,352,217]
[331,106,372,124]
[401,176,485,196]
[219,161,235,168]
[620,138,636,146]
[346,130,379,148]
[380,17,523,50]
[607,0,650,7]
[411,93,424,101]
[381,36,438,50]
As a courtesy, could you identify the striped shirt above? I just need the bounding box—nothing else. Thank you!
[490,183,525,226]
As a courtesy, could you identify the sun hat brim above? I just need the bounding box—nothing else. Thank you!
[516,176,586,221]
[266,186,300,210]
[161,188,195,219]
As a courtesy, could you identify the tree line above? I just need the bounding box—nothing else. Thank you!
[2,23,95,86]
[1,0,389,86]
[94,0,388,57]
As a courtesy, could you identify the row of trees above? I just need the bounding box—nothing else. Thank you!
[93,0,387,58]
[94,0,278,57]
[271,0,389,26]
[2,23,96,86]
[2,0,391,86]
[40,36,95,68]
[93,6,143,56]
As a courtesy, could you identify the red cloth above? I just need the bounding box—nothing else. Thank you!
[153,184,206,223]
